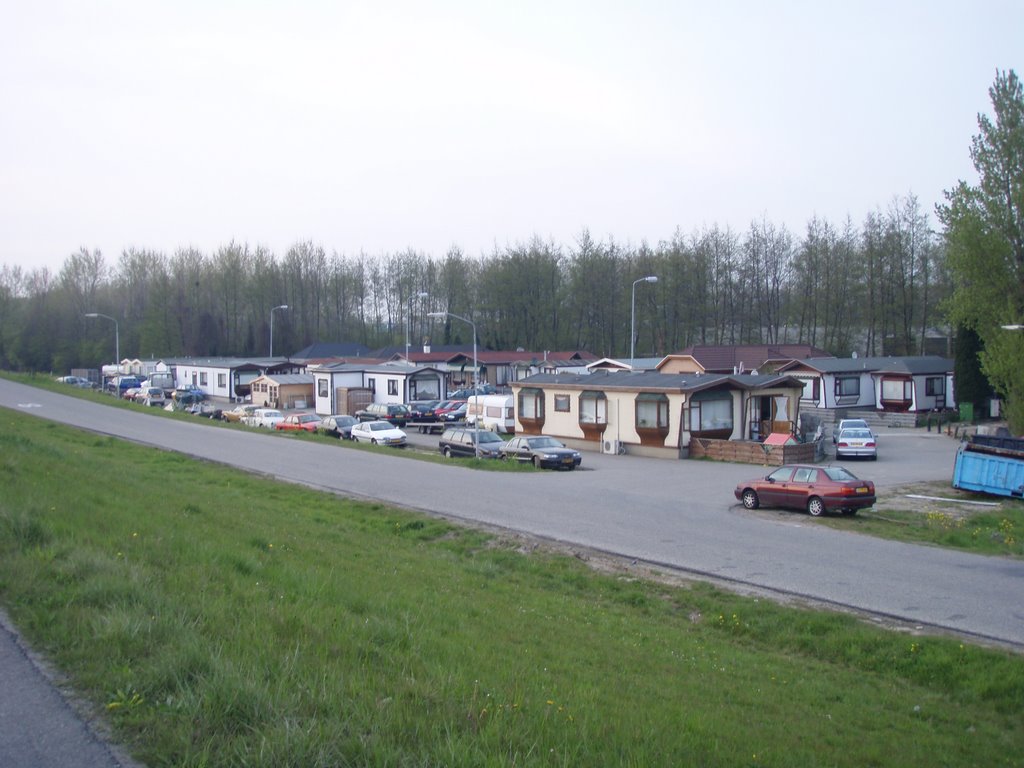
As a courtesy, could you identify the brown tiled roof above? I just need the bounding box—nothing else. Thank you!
[675,344,833,373]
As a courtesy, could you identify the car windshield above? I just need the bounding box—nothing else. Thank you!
[299,415,319,423]
[475,432,503,444]
[530,437,563,449]
[368,421,392,431]
[840,420,868,429]
[841,429,872,438]
[822,466,860,481]
[264,411,282,418]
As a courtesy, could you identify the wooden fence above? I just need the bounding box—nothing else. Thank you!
[689,438,817,465]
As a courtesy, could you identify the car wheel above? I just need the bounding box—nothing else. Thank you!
[443,446,452,457]
[533,456,542,469]
[371,439,378,445]
[807,497,826,517]
[741,489,760,510]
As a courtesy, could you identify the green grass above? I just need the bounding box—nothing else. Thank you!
[1,410,1022,767]
[815,483,1024,558]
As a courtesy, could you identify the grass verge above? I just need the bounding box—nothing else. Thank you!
[814,482,1024,558]
[0,409,1022,766]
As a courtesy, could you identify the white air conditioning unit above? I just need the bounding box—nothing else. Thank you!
[602,439,623,455]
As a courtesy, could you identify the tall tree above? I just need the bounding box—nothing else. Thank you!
[939,69,1024,431]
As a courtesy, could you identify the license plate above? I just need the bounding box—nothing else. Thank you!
[855,486,869,494]
[562,457,573,464]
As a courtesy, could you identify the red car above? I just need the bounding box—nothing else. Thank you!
[275,413,323,432]
[734,464,876,517]
[433,400,466,419]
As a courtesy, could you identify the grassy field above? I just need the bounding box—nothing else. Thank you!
[1,408,1023,767]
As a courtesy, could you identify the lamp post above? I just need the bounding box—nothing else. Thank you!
[428,311,478,458]
[269,304,289,357]
[406,291,429,363]
[630,275,658,362]
[84,312,119,380]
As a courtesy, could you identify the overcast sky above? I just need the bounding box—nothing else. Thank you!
[2,1,1020,273]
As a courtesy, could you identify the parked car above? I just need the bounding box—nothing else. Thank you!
[407,400,442,422]
[223,404,259,423]
[438,427,505,459]
[835,428,878,460]
[56,375,93,388]
[354,403,412,426]
[243,408,284,429]
[734,464,876,516]
[433,400,465,419]
[318,414,359,440]
[135,386,166,407]
[350,420,407,446]
[276,413,323,432]
[173,387,206,405]
[443,402,468,422]
[500,435,582,470]
[833,418,871,442]
[122,386,143,401]
[108,375,142,395]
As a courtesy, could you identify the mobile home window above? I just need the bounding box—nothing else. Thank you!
[200,372,208,386]
[835,377,859,397]
[689,398,732,432]
[217,373,226,388]
[318,378,328,397]
[800,377,820,401]
[554,394,570,413]
[635,393,669,428]
[519,388,544,420]
[882,379,912,400]
[388,380,398,396]
[925,377,944,396]
[579,391,607,425]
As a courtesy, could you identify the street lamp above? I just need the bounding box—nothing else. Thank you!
[630,275,658,362]
[84,312,119,379]
[406,291,429,363]
[269,304,289,357]
[428,310,478,458]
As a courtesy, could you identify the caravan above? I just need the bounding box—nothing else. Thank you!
[466,394,515,433]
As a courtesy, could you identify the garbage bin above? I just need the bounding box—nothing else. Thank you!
[959,402,974,422]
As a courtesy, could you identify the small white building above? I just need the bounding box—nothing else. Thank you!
[780,356,955,413]
[162,357,304,401]
[310,362,446,415]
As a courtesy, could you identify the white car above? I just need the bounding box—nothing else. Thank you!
[135,386,166,406]
[350,420,407,446]
[243,408,284,429]
[835,428,878,460]
[833,418,872,443]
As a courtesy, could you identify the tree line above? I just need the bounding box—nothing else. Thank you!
[0,194,948,376]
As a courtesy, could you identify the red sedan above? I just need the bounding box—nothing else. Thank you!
[734,464,876,517]
[275,413,323,432]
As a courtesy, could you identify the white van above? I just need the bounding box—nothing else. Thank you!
[466,395,515,433]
